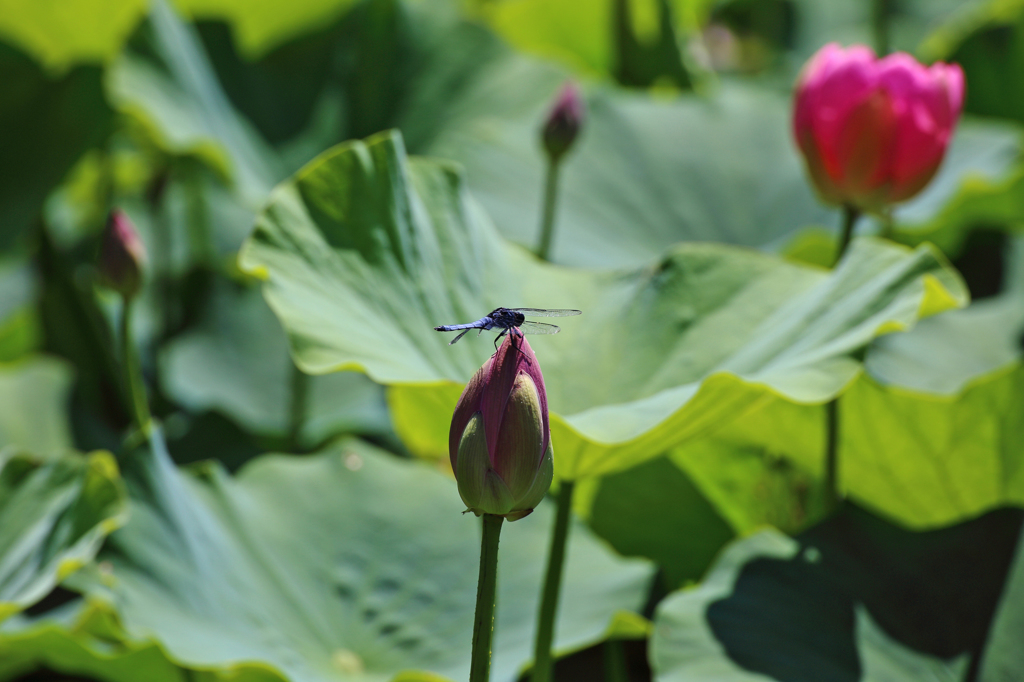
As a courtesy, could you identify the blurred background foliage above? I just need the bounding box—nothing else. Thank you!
[0,0,1022,681]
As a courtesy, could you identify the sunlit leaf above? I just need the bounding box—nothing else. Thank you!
[0,451,127,621]
[665,257,1024,530]
[90,432,652,682]
[176,0,358,60]
[0,601,186,682]
[239,131,965,480]
[0,0,145,73]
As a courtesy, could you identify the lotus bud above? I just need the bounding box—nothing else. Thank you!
[99,209,147,299]
[449,335,553,521]
[793,43,964,212]
[541,82,585,164]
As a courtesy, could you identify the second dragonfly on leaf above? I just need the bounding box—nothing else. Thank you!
[434,308,582,348]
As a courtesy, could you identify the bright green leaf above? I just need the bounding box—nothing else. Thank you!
[0,601,186,682]
[91,432,653,682]
[0,0,145,73]
[175,0,358,60]
[0,451,127,621]
[239,131,966,480]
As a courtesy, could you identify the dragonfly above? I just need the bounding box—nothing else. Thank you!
[434,307,582,348]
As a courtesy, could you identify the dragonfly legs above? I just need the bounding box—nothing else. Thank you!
[493,327,527,357]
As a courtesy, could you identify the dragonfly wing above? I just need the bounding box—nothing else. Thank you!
[518,321,561,334]
[509,308,582,317]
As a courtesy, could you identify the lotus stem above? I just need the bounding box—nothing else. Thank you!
[470,513,505,682]
[119,296,151,432]
[835,205,861,267]
[536,158,561,262]
[531,480,575,682]
[604,639,629,682]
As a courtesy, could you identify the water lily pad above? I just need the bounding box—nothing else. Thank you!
[92,432,652,682]
[239,131,965,480]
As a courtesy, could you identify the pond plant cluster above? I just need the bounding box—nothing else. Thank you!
[1,1,1023,681]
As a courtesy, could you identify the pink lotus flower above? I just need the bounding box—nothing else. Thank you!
[793,43,965,211]
[449,335,553,521]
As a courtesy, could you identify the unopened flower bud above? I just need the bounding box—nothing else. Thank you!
[541,82,585,163]
[99,209,147,298]
[793,43,964,212]
[449,335,553,521]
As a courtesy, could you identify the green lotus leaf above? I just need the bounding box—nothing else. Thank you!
[160,278,390,446]
[176,0,358,60]
[467,0,700,84]
[90,432,652,682]
[651,504,1022,681]
[0,357,74,459]
[665,259,1024,530]
[920,0,1024,125]
[665,363,1024,533]
[0,600,187,682]
[423,81,836,267]
[239,130,966,480]
[891,121,1024,256]
[106,0,283,207]
[978,523,1024,680]
[0,451,127,621]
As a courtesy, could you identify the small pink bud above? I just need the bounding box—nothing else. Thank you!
[99,209,147,298]
[541,82,585,163]
[793,43,964,211]
[449,335,553,521]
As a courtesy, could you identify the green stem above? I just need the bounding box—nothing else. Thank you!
[823,397,840,513]
[536,158,561,262]
[823,205,859,512]
[531,480,575,682]
[470,514,505,682]
[604,639,629,682]
[287,363,309,451]
[119,296,151,432]
[834,205,861,267]
[871,0,891,56]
